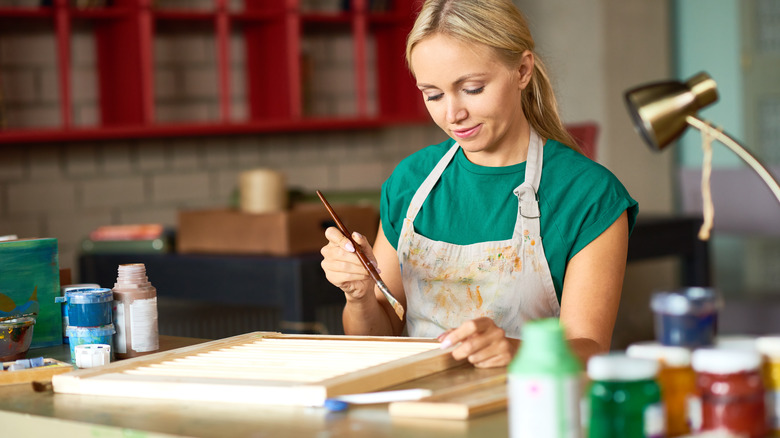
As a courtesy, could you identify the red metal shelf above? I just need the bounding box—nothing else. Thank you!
[0,116,430,145]
[0,7,54,19]
[0,0,427,145]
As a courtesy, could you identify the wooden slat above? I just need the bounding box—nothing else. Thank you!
[52,332,464,407]
[389,372,507,420]
[0,359,73,386]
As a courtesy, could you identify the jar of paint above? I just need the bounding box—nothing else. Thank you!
[66,324,116,365]
[56,288,113,328]
[59,283,100,343]
[650,287,722,348]
[756,336,780,436]
[586,353,665,438]
[508,318,583,438]
[691,348,767,438]
[627,341,696,436]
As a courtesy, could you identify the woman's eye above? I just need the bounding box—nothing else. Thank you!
[464,86,485,95]
[426,93,444,102]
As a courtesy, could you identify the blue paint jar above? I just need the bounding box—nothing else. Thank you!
[56,288,113,328]
[651,287,722,348]
[59,284,100,344]
[66,324,116,365]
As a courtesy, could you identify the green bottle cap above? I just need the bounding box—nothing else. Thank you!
[508,318,582,375]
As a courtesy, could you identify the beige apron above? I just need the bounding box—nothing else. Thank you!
[398,129,560,338]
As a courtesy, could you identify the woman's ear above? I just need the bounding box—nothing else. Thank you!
[517,50,534,90]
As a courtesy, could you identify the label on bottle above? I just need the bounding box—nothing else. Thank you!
[509,375,581,438]
[644,402,666,438]
[687,395,703,432]
[129,297,159,352]
[768,390,780,432]
[113,301,127,354]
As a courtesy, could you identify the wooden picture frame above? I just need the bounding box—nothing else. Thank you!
[53,332,464,407]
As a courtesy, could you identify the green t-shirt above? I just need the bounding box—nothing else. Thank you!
[380,137,639,302]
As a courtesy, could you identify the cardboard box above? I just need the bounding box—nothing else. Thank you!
[177,204,379,256]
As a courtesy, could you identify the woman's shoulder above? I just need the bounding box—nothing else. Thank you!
[543,139,622,185]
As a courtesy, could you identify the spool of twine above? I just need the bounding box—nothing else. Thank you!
[239,168,287,214]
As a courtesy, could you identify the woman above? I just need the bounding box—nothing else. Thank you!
[321,0,637,368]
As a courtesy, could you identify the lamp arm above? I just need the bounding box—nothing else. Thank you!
[686,115,780,204]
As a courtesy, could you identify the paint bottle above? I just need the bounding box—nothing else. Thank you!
[627,341,697,436]
[112,263,159,359]
[756,336,780,436]
[586,353,665,438]
[650,287,721,348]
[691,348,767,438]
[508,318,583,438]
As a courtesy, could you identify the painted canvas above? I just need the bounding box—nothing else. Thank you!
[0,238,62,348]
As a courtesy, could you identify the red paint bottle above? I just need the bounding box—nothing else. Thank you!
[691,348,767,438]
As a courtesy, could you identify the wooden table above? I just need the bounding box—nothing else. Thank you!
[1,336,508,438]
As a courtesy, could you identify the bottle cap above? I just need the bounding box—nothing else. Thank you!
[691,348,762,374]
[650,287,722,315]
[587,353,659,381]
[756,336,780,359]
[626,341,691,367]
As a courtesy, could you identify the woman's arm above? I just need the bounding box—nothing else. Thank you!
[559,211,630,365]
[321,223,406,336]
[440,211,630,368]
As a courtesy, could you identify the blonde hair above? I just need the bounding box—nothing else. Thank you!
[406,0,579,152]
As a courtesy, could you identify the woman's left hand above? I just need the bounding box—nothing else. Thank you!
[437,317,520,368]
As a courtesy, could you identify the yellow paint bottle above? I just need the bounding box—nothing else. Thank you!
[627,341,696,436]
[757,336,780,436]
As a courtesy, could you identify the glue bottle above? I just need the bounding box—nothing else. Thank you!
[508,318,583,438]
[112,263,159,359]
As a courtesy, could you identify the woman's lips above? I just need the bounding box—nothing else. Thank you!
[451,124,481,139]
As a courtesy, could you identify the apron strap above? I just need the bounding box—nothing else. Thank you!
[405,143,460,221]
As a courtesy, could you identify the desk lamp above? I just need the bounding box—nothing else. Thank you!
[624,72,780,204]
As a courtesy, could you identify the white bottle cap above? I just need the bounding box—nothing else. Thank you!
[626,341,691,367]
[756,336,780,360]
[74,344,111,369]
[587,353,660,381]
[691,348,762,374]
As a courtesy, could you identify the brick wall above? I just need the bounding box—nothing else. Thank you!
[0,3,444,278]
[0,126,445,280]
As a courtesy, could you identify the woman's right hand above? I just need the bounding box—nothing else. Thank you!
[320,227,378,302]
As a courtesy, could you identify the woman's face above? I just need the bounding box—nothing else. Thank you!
[410,33,533,166]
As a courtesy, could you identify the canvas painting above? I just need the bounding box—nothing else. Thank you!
[0,238,62,348]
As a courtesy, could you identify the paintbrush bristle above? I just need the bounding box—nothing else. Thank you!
[392,302,404,320]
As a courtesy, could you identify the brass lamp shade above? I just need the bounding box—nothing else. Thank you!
[624,72,718,150]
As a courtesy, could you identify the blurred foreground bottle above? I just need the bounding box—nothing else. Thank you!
[508,318,583,438]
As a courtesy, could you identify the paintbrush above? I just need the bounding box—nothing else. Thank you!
[316,190,404,321]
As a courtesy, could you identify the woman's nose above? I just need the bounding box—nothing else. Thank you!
[445,98,468,124]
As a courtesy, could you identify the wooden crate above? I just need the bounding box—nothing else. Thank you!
[52,332,463,407]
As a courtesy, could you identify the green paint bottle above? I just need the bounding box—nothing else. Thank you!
[508,318,584,438]
[586,353,665,438]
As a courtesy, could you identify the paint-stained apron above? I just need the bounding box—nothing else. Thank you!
[398,129,560,339]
